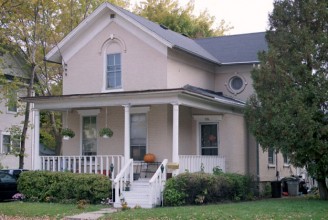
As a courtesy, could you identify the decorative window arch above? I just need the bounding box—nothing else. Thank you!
[100,34,127,91]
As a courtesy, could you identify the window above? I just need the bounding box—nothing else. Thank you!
[200,123,218,155]
[230,76,243,90]
[1,134,20,154]
[7,90,18,113]
[106,53,121,89]
[268,148,276,165]
[130,114,147,161]
[226,73,247,95]
[283,153,290,165]
[82,116,97,156]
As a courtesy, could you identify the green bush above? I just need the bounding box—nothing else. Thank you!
[163,172,254,206]
[18,171,111,204]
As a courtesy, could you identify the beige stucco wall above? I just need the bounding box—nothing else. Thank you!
[258,148,297,182]
[64,21,167,95]
[219,114,248,174]
[62,107,125,156]
[215,64,255,102]
[167,50,216,89]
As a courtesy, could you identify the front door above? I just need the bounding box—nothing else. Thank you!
[82,116,97,155]
[130,113,147,161]
[200,123,218,155]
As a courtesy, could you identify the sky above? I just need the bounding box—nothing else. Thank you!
[131,0,275,35]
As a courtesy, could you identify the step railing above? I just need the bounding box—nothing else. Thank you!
[149,159,168,207]
[113,159,133,207]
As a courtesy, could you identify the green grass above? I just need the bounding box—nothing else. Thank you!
[0,201,106,219]
[106,198,328,220]
[0,198,327,220]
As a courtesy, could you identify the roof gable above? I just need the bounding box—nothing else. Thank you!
[46,2,219,64]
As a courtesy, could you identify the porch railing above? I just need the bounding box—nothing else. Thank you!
[179,155,225,173]
[149,159,168,207]
[40,155,124,178]
[113,159,133,208]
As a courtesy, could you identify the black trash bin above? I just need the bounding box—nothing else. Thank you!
[271,181,282,198]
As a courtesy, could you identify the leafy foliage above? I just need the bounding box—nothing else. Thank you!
[133,0,232,38]
[163,172,254,206]
[18,171,111,204]
[245,0,328,199]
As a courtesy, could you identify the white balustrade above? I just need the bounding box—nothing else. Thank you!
[179,155,225,173]
[40,155,124,178]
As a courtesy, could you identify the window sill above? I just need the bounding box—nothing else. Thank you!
[283,164,290,168]
[102,88,123,93]
[267,164,276,168]
[6,111,18,115]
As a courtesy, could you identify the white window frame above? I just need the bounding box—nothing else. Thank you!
[106,53,122,90]
[283,153,290,167]
[193,115,222,156]
[77,109,100,156]
[130,107,150,161]
[268,147,276,168]
[6,91,18,114]
[1,132,20,154]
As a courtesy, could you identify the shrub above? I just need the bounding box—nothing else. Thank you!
[18,171,110,204]
[163,172,254,206]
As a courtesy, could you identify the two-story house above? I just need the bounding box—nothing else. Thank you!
[23,2,297,207]
[0,49,33,170]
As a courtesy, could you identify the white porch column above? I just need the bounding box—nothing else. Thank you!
[172,103,179,175]
[33,109,41,170]
[123,105,130,165]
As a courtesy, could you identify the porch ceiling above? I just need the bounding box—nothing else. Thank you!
[22,87,245,114]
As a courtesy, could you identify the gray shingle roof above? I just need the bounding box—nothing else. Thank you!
[194,32,268,65]
[112,4,220,64]
[183,84,245,106]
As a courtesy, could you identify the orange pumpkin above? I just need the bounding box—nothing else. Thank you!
[144,153,156,163]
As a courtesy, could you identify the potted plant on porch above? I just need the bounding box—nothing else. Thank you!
[99,127,113,138]
[61,128,75,140]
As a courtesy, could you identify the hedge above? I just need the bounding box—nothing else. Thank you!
[163,172,254,206]
[17,171,111,204]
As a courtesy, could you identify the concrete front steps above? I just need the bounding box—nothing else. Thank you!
[120,178,157,209]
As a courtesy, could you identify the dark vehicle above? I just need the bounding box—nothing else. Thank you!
[0,172,18,201]
[1,169,28,179]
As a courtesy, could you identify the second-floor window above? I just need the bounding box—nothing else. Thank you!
[106,53,121,89]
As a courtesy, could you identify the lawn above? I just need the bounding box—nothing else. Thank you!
[0,197,327,220]
[0,201,106,219]
[106,197,328,220]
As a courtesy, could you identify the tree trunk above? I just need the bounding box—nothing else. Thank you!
[19,64,36,169]
[317,178,328,200]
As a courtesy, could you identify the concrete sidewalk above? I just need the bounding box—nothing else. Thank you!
[64,207,118,220]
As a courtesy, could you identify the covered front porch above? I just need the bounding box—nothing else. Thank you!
[26,86,243,174]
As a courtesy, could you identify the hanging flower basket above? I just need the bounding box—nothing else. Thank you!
[61,128,75,140]
[99,127,113,138]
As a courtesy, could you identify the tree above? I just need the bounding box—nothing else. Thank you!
[0,0,130,167]
[133,0,232,38]
[245,0,328,199]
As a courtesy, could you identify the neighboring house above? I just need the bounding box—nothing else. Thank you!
[23,3,298,207]
[0,49,33,170]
